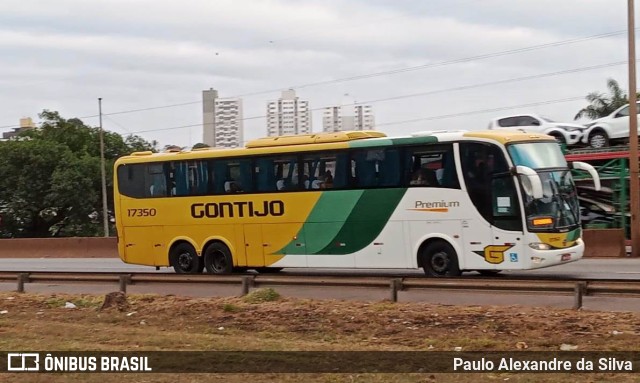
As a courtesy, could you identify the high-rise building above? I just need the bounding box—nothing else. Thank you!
[322,105,375,132]
[202,89,244,148]
[267,89,311,137]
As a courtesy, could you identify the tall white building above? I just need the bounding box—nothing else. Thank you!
[202,89,244,148]
[267,89,311,137]
[323,105,375,132]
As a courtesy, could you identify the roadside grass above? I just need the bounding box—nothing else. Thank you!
[242,288,280,303]
[0,292,639,382]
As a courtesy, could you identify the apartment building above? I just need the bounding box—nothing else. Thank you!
[202,89,244,148]
[267,89,311,136]
[322,104,375,132]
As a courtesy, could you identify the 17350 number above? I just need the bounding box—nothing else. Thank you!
[127,208,157,217]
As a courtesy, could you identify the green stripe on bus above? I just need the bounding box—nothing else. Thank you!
[348,138,394,148]
[276,190,364,255]
[315,188,407,255]
[347,136,439,148]
[390,136,438,145]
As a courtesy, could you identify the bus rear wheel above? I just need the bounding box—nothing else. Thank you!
[421,241,461,277]
[204,242,234,274]
[170,243,201,274]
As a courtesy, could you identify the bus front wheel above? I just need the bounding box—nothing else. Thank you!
[204,242,234,274]
[169,243,201,274]
[421,241,461,277]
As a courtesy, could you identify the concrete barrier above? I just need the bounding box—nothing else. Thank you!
[0,237,118,258]
[582,229,626,258]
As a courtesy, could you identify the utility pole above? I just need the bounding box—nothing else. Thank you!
[99,98,109,237]
[629,0,639,257]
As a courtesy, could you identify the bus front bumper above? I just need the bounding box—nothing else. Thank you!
[527,239,584,269]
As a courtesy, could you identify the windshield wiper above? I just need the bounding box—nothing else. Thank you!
[549,174,578,228]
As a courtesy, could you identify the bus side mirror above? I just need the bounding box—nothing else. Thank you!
[514,165,544,199]
[571,161,601,191]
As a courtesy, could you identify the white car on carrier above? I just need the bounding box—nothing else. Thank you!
[583,102,640,148]
[488,114,587,145]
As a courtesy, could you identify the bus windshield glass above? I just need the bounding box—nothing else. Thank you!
[507,142,580,231]
[507,142,567,169]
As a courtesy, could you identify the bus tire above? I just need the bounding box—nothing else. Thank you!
[421,240,461,277]
[204,242,234,274]
[169,243,201,274]
[254,267,283,274]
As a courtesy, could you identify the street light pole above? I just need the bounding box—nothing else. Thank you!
[629,0,639,257]
[99,98,109,237]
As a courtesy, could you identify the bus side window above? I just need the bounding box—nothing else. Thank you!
[302,153,342,190]
[276,157,299,191]
[188,160,209,195]
[352,151,376,187]
[332,153,348,188]
[256,155,299,192]
[378,149,401,187]
[117,164,147,198]
[173,162,190,196]
[404,144,458,189]
[256,158,276,192]
[147,163,167,197]
[237,160,253,193]
[212,161,228,194]
[440,151,460,188]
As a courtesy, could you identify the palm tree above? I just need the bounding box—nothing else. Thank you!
[574,78,629,120]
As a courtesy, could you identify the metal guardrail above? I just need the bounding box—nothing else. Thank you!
[2,271,640,309]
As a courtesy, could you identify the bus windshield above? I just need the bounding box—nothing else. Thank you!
[507,142,567,169]
[507,142,580,231]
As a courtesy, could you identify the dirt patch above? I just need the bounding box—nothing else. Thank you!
[0,291,638,382]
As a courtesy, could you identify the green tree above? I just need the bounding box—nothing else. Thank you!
[0,110,156,238]
[125,135,158,152]
[163,144,184,151]
[574,78,630,120]
[192,142,210,149]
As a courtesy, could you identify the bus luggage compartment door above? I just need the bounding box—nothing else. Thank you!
[262,223,307,267]
[243,224,308,268]
[123,226,164,266]
[243,224,264,268]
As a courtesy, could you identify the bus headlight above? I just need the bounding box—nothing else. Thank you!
[529,242,551,250]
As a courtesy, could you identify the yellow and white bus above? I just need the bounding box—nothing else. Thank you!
[113,130,600,277]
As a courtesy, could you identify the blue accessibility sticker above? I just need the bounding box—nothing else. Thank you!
[509,253,518,262]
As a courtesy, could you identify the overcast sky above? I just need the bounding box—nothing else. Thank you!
[0,0,633,148]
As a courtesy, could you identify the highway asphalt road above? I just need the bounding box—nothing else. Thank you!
[1,258,640,312]
[0,258,639,279]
